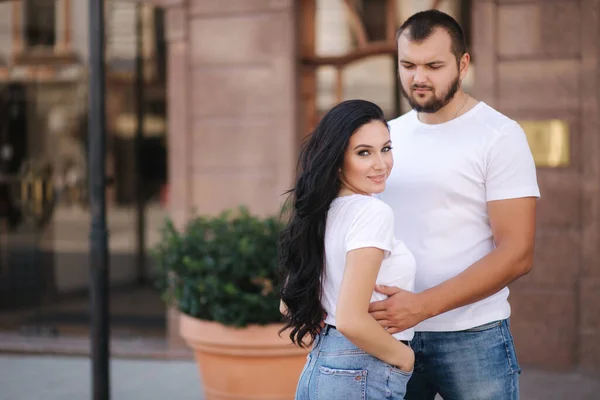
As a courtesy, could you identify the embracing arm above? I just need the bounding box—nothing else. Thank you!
[419,196,536,318]
[370,197,537,332]
[336,247,414,371]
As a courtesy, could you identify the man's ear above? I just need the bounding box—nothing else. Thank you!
[459,53,470,81]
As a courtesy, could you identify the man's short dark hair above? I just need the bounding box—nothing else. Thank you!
[396,9,467,62]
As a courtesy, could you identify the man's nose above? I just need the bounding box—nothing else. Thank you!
[413,67,427,84]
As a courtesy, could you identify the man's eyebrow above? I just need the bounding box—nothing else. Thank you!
[400,60,445,65]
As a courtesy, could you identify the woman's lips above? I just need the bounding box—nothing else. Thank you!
[368,174,386,184]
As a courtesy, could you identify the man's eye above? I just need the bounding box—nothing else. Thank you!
[402,64,414,69]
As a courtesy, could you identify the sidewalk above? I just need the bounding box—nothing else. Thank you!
[0,354,598,400]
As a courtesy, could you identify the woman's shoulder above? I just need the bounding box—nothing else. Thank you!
[334,195,394,222]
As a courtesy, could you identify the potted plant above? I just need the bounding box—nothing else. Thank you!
[152,207,307,400]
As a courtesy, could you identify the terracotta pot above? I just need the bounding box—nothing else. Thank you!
[179,313,309,400]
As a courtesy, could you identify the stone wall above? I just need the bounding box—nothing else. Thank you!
[162,0,298,348]
[165,0,297,226]
[473,0,600,375]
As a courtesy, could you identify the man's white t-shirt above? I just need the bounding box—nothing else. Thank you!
[322,194,417,341]
[380,102,540,332]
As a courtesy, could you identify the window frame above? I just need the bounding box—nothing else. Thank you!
[12,0,74,65]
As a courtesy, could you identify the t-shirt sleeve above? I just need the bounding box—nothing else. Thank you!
[345,200,395,253]
[485,121,541,201]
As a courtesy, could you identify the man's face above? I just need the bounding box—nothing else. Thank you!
[397,28,465,113]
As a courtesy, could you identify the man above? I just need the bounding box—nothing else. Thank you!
[372,10,539,400]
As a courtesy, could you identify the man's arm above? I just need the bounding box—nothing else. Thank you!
[369,196,536,333]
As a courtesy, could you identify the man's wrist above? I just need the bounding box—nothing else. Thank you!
[416,290,438,320]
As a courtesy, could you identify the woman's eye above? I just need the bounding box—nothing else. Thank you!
[382,146,393,152]
[358,150,369,156]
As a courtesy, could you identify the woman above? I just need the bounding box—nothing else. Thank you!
[278,99,416,399]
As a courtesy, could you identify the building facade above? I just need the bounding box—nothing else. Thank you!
[152,0,600,375]
[0,0,167,299]
[0,0,597,376]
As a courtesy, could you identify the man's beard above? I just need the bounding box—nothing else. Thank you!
[400,75,460,113]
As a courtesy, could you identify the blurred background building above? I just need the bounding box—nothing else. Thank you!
[0,0,168,345]
[0,0,598,378]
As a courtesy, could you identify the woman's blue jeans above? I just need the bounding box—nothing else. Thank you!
[295,325,412,400]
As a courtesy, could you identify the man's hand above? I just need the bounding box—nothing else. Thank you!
[368,285,430,334]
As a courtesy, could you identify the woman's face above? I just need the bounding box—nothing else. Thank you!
[340,120,393,195]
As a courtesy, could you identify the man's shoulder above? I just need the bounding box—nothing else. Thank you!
[471,102,517,134]
[387,110,417,131]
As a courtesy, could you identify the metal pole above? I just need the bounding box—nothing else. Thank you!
[135,3,146,285]
[88,0,110,399]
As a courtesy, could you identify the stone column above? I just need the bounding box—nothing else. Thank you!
[160,0,298,348]
[164,3,192,229]
[472,0,600,374]
[163,0,192,349]
[578,0,600,375]
[187,0,297,217]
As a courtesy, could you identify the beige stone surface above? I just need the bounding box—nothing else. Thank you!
[497,59,580,112]
[514,231,580,289]
[474,0,600,373]
[497,4,541,57]
[535,171,581,230]
[509,289,577,369]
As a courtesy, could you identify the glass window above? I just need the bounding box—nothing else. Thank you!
[25,0,56,48]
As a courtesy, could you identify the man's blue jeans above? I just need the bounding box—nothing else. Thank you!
[405,319,521,400]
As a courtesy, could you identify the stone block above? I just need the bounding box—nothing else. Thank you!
[190,0,291,15]
[191,119,278,169]
[540,1,581,57]
[191,66,282,117]
[579,280,600,331]
[190,170,281,217]
[498,60,580,112]
[509,288,577,370]
[535,171,581,231]
[498,4,540,57]
[579,330,600,376]
[190,14,288,65]
[514,231,580,290]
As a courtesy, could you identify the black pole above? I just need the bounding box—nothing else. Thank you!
[135,4,146,285]
[88,0,110,399]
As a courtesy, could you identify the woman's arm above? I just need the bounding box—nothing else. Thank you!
[335,246,414,371]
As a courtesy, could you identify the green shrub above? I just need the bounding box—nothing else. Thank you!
[152,207,283,327]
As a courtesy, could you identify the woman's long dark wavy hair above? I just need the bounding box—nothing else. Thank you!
[278,99,387,347]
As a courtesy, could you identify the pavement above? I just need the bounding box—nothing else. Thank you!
[0,354,599,400]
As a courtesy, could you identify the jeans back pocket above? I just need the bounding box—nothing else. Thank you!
[316,366,367,400]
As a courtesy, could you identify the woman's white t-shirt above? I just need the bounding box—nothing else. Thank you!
[322,194,417,341]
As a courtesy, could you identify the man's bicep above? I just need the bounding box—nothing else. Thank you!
[488,197,537,248]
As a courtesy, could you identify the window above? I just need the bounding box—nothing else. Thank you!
[12,0,73,63]
[356,0,388,42]
[25,0,57,48]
